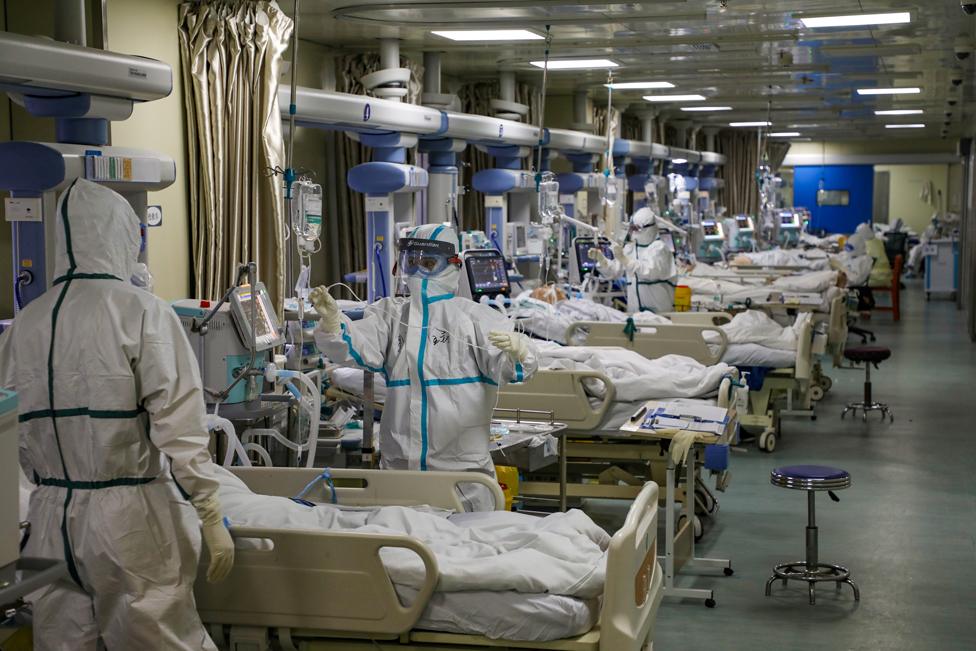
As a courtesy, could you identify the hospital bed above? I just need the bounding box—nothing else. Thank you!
[563,317,817,452]
[194,466,663,651]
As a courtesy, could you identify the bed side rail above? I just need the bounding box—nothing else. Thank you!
[228,467,505,512]
[496,369,615,432]
[196,527,438,635]
[663,311,733,326]
[566,321,728,366]
[600,481,663,651]
[794,318,814,381]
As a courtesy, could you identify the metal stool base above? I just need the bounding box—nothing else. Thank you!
[765,562,860,605]
[842,401,893,422]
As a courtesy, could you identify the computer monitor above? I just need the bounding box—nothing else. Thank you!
[462,249,511,299]
[574,237,614,273]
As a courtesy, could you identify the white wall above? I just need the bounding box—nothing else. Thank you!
[106,0,190,300]
[874,164,949,232]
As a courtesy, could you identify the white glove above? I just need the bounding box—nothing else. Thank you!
[488,330,529,363]
[587,247,608,264]
[195,494,235,583]
[612,243,630,264]
[309,286,341,335]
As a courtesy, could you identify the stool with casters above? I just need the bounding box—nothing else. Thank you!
[841,346,893,422]
[765,465,860,605]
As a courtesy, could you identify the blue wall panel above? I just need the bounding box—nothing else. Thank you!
[793,165,874,234]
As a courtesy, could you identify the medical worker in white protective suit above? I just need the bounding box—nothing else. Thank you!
[589,206,678,313]
[0,179,233,650]
[311,224,539,511]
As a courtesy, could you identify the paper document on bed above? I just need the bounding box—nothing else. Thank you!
[619,400,732,441]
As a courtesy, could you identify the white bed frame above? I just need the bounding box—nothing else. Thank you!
[565,321,728,366]
[195,467,662,651]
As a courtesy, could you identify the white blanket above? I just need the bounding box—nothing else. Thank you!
[733,249,829,269]
[217,467,609,599]
[510,294,667,344]
[536,343,734,402]
[715,310,812,351]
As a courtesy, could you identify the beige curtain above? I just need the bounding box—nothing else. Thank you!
[456,81,542,230]
[178,1,292,309]
[324,53,423,298]
[716,130,762,216]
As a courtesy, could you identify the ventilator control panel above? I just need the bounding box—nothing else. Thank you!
[229,282,285,351]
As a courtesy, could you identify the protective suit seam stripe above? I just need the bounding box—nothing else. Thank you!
[430,225,445,240]
[418,279,431,471]
[53,272,123,285]
[60,179,79,270]
[19,407,144,422]
[386,379,411,387]
[424,376,497,387]
[339,324,386,376]
[37,476,156,489]
[426,293,453,303]
[515,362,524,383]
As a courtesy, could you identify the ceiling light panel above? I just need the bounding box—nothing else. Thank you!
[530,59,618,70]
[730,121,772,127]
[856,87,921,96]
[875,109,924,116]
[799,12,911,29]
[680,106,733,112]
[768,132,801,137]
[885,124,925,129]
[643,94,707,102]
[606,81,674,89]
[432,29,543,41]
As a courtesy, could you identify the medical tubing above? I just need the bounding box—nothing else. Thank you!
[373,242,388,298]
[207,415,252,467]
[270,369,321,467]
[294,468,338,504]
[242,442,274,467]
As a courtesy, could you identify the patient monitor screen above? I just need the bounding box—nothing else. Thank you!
[576,238,614,272]
[702,221,720,237]
[736,215,753,231]
[465,252,511,297]
[780,211,799,227]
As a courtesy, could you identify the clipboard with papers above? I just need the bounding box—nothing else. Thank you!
[619,400,735,443]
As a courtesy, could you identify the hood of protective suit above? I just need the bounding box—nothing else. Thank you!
[54,178,141,281]
[403,223,461,297]
[845,222,874,256]
[631,207,660,245]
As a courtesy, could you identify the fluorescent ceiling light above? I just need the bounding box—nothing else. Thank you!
[671,158,688,164]
[432,30,543,41]
[730,121,772,127]
[885,123,925,129]
[800,12,911,29]
[606,81,674,89]
[680,106,733,112]
[875,109,923,116]
[530,59,618,70]
[857,87,921,96]
[768,132,801,137]
[643,94,706,102]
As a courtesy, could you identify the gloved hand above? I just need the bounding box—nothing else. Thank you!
[488,330,529,363]
[587,247,608,264]
[612,243,632,268]
[309,286,341,335]
[195,494,235,583]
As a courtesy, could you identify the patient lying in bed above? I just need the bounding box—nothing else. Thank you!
[216,466,606,641]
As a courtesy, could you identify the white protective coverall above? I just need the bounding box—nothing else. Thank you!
[314,225,539,510]
[594,207,678,314]
[0,179,227,651]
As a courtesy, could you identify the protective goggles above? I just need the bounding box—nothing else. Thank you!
[397,238,461,277]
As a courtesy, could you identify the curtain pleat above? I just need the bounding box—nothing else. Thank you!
[178,1,292,310]
[716,130,761,216]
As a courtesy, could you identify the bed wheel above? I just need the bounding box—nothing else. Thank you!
[819,376,833,392]
[809,385,825,402]
[705,597,717,608]
[724,567,735,577]
[693,515,703,542]
[759,430,777,453]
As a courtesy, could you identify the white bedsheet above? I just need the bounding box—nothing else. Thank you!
[536,343,734,402]
[714,310,812,351]
[217,467,609,600]
[510,294,668,344]
[733,249,829,269]
[722,343,796,368]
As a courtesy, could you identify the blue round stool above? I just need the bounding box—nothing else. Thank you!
[765,465,860,605]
